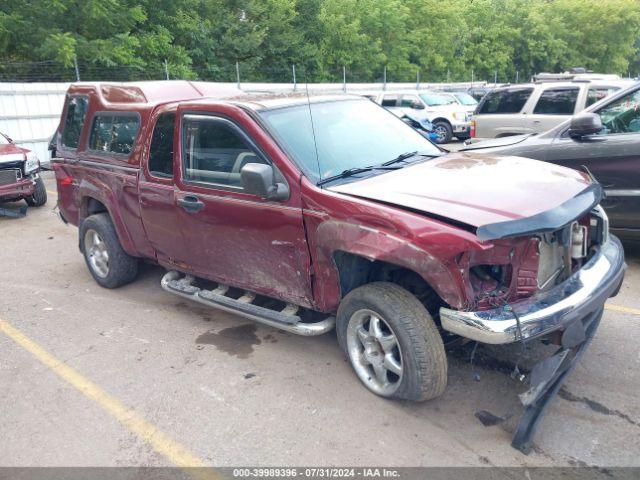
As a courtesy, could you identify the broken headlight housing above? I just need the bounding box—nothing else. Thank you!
[24,151,40,174]
[590,204,609,245]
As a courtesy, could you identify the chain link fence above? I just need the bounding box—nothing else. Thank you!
[0,59,500,88]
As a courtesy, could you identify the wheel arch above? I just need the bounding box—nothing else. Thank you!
[78,192,138,257]
[431,117,452,126]
[332,251,446,320]
[311,219,466,312]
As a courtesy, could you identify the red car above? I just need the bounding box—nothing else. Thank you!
[52,82,625,452]
[0,132,47,207]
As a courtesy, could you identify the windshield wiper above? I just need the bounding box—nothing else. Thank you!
[381,150,441,167]
[317,151,439,187]
[381,151,419,166]
[317,165,399,186]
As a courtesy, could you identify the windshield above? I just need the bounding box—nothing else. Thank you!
[259,99,440,182]
[453,92,478,106]
[0,134,9,145]
[419,93,455,106]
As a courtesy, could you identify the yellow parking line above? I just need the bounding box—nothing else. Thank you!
[46,190,57,196]
[605,303,640,316]
[0,318,218,479]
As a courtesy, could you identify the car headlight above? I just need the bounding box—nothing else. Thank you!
[452,112,467,122]
[24,151,40,174]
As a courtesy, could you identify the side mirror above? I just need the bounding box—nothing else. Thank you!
[240,163,289,201]
[411,101,425,110]
[568,112,602,138]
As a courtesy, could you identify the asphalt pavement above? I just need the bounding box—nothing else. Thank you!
[0,172,638,468]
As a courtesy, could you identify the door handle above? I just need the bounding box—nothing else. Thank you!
[177,195,204,213]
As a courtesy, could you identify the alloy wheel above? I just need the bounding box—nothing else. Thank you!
[85,229,109,278]
[346,309,403,396]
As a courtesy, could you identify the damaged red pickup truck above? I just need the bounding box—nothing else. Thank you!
[0,131,47,208]
[53,81,625,453]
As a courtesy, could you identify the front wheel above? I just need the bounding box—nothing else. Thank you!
[432,121,453,144]
[337,282,448,401]
[25,176,47,207]
[80,213,138,288]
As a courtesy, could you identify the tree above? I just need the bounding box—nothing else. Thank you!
[1,0,639,82]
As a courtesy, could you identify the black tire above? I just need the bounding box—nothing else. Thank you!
[336,282,447,402]
[25,176,47,207]
[80,213,138,288]
[432,121,453,144]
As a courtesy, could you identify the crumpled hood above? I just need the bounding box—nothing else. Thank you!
[328,152,592,229]
[0,142,27,164]
[461,134,532,151]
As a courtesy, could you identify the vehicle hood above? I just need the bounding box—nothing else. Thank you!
[0,142,27,164]
[328,152,592,230]
[461,134,533,151]
[425,104,461,114]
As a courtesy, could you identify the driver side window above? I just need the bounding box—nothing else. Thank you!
[400,95,422,109]
[596,89,640,135]
[181,115,268,189]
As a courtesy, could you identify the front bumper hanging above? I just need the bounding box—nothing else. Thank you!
[510,306,603,453]
[439,236,626,453]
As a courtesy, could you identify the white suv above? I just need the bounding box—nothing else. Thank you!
[471,80,632,140]
[372,90,471,143]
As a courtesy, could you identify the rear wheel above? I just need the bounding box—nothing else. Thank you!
[432,121,453,144]
[25,177,47,207]
[337,282,448,401]
[80,213,138,288]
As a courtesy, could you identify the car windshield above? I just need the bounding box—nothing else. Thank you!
[0,134,9,145]
[259,99,440,183]
[453,92,478,106]
[419,93,455,106]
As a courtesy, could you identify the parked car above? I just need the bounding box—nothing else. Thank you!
[438,91,478,115]
[372,90,471,143]
[52,81,625,453]
[471,80,632,139]
[463,81,640,242]
[0,131,47,207]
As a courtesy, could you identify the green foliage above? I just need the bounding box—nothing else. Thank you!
[0,0,639,81]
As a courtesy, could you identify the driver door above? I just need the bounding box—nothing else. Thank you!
[399,94,429,122]
[544,87,640,235]
[174,110,313,305]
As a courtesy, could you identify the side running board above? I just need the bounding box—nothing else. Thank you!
[161,271,335,336]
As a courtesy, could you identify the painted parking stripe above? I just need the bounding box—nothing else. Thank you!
[605,303,640,316]
[46,190,57,196]
[0,318,218,480]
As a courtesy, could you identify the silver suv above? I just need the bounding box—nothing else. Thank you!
[471,80,632,140]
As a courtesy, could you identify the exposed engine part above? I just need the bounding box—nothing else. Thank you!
[571,222,588,259]
[537,234,564,290]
